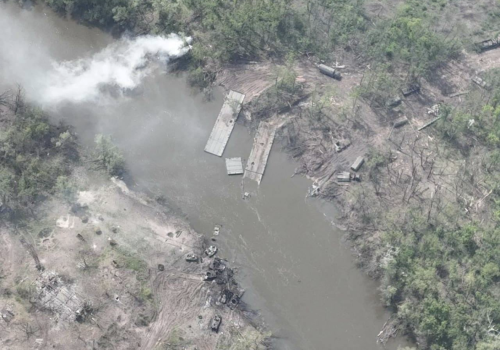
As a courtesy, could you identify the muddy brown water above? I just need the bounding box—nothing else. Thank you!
[0,3,411,350]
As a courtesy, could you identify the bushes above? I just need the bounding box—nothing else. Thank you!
[301,0,366,56]
[381,223,500,349]
[93,134,125,177]
[0,99,76,213]
[55,175,78,203]
[365,1,460,78]
[357,67,400,107]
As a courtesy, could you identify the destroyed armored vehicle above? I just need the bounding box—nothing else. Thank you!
[205,245,218,257]
[472,76,490,90]
[476,38,500,52]
[211,315,222,332]
[204,271,217,281]
[334,141,344,153]
[228,295,240,309]
[75,302,93,323]
[185,253,198,262]
[219,290,234,304]
[209,258,226,272]
[216,277,228,285]
[401,83,420,97]
[387,97,402,108]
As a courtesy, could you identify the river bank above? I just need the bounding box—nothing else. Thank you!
[0,93,270,349]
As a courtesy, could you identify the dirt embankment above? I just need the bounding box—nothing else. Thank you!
[0,169,269,350]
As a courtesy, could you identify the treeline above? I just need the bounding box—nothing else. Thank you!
[0,89,126,219]
[0,89,77,218]
[40,0,459,87]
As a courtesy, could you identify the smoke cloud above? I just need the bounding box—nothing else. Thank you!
[42,35,192,105]
[0,4,191,106]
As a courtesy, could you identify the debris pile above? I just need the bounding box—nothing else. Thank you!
[36,271,86,322]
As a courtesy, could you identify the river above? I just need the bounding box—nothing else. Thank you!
[0,3,409,350]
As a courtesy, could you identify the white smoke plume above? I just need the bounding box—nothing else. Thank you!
[41,34,192,105]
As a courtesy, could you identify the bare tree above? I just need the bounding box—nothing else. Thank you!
[19,322,39,340]
[0,90,11,108]
[13,85,25,115]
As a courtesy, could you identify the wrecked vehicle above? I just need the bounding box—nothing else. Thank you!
[228,295,240,309]
[334,141,343,153]
[204,271,217,281]
[75,302,93,323]
[209,257,226,272]
[216,277,228,285]
[387,97,402,108]
[337,171,351,183]
[401,83,420,97]
[476,37,500,52]
[185,253,198,262]
[211,315,222,332]
[205,245,218,257]
[472,76,490,90]
[219,290,234,304]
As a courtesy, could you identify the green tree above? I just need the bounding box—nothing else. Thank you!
[94,135,125,176]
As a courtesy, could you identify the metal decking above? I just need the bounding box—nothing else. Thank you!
[225,157,244,175]
[244,122,276,184]
[205,90,245,157]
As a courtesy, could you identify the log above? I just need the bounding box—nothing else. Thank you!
[418,116,442,131]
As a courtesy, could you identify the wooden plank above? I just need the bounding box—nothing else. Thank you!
[225,157,244,175]
[204,90,245,156]
[244,122,276,184]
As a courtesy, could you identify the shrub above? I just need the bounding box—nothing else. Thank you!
[94,135,125,176]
